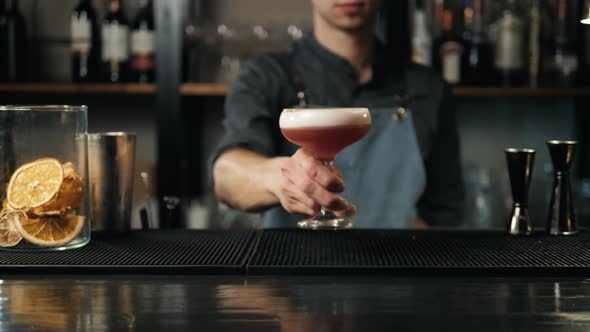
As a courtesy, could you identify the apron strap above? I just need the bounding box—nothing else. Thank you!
[274,53,308,107]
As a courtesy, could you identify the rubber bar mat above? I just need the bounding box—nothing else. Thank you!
[247,229,590,274]
[0,230,258,274]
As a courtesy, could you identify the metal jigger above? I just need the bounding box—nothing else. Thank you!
[546,140,578,235]
[505,148,535,236]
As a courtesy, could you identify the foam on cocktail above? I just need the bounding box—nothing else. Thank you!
[279,108,371,162]
[279,108,371,129]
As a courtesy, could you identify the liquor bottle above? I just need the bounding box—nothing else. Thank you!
[528,0,541,87]
[492,0,526,86]
[549,0,578,87]
[101,0,129,83]
[462,0,494,85]
[0,0,27,82]
[71,0,100,82]
[130,0,155,83]
[434,10,463,84]
[411,1,432,66]
[431,0,444,41]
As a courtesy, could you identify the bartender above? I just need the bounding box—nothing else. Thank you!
[211,0,464,228]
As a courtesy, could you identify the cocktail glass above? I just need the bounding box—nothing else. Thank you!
[279,108,371,229]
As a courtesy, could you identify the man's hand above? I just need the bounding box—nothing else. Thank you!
[271,149,356,217]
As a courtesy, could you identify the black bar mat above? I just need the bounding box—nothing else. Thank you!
[247,229,590,274]
[0,230,258,274]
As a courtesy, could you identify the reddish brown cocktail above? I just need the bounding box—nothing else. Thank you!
[279,108,371,229]
[281,124,370,162]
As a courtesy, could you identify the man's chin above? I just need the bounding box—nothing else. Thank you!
[319,11,374,33]
[335,21,371,33]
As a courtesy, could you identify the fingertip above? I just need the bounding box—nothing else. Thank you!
[348,204,357,216]
[328,180,345,193]
[337,204,356,217]
[332,167,344,178]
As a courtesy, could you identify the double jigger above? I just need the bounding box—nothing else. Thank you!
[506,140,577,236]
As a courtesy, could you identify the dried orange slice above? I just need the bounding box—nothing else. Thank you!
[7,158,64,210]
[40,162,84,213]
[14,215,85,248]
[2,199,12,213]
[0,211,26,247]
[6,159,84,218]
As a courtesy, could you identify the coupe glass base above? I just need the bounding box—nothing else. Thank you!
[297,218,352,230]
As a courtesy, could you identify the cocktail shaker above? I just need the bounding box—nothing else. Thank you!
[88,132,136,234]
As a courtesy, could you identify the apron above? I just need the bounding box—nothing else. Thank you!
[263,58,427,228]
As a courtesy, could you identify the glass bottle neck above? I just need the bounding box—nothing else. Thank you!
[109,0,121,13]
[472,0,483,33]
[442,10,453,34]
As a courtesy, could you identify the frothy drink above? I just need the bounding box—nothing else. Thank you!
[279,108,371,161]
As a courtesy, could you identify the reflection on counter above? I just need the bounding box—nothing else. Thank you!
[3,276,590,331]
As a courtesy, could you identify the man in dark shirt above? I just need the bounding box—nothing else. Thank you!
[212,0,464,228]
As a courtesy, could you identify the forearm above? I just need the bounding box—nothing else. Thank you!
[213,149,285,212]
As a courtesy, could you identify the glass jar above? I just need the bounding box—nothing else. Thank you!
[0,105,90,251]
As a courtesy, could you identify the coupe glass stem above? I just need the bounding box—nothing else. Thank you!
[317,160,337,219]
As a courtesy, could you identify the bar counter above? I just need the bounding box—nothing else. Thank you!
[3,275,590,331]
[3,230,590,331]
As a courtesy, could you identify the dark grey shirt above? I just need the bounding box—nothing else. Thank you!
[212,35,464,226]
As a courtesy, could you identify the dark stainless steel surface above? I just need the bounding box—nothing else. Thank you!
[547,141,578,235]
[3,275,590,331]
[505,148,535,235]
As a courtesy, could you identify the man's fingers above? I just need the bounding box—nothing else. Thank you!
[279,178,321,214]
[286,173,350,212]
[278,149,354,215]
[331,166,344,180]
[283,196,317,216]
[333,203,357,218]
[294,149,344,193]
[285,186,321,214]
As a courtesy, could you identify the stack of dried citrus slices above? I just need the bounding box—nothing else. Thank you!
[0,158,85,248]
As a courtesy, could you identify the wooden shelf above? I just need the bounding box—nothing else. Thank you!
[180,83,229,96]
[0,83,156,94]
[181,85,590,97]
[0,83,228,96]
[452,86,590,97]
[0,83,588,97]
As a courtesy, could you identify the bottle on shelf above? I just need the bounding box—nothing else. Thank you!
[548,0,578,87]
[434,9,463,84]
[431,0,444,42]
[71,0,100,82]
[101,0,129,83]
[130,0,155,83]
[411,0,432,66]
[527,0,542,87]
[462,0,494,85]
[491,0,526,86]
[0,0,27,82]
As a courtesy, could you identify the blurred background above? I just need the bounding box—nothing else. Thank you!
[0,0,588,230]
